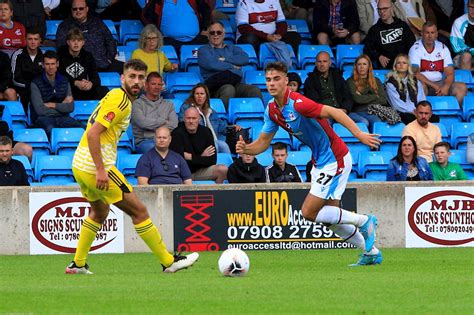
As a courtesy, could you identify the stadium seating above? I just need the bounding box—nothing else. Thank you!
[462,95,474,122]
[117,153,142,185]
[292,137,310,151]
[259,43,297,69]
[286,20,311,44]
[219,19,235,44]
[35,155,75,184]
[271,128,292,147]
[119,20,143,45]
[333,122,370,168]
[0,105,12,130]
[50,128,84,157]
[228,98,265,124]
[99,72,121,89]
[162,45,179,64]
[217,152,233,166]
[103,20,119,43]
[434,123,450,143]
[168,98,184,114]
[165,72,202,94]
[13,128,51,156]
[0,101,28,128]
[256,151,274,168]
[210,98,227,121]
[236,44,259,69]
[71,100,99,124]
[118,132,134,155]
[451,122,474,149]
[426,96,463,129]
[450,149,474,178]
[358,151,392,180]
[180,45,204,71]
[373,69,389,83]
[45,20,61,40]
[372,122,405,154]
[336,44,364,70]
[215,0,237,14]
[12,155,34,183]
[117,45,135,62]
[243,70,266,91]
[454,69,473,85]
[298,45,334,69]
[287,150,312,176]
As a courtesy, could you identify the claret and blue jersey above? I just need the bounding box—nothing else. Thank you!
[261,88,349,169]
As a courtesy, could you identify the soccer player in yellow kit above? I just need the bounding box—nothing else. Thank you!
[66,60,198,274]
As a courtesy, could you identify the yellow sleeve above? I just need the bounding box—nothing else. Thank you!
[161,52,173,72]
[94,89,129,130]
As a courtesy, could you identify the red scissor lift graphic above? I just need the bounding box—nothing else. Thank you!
[177,195,220,252]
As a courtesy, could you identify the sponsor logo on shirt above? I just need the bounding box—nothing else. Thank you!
[380,28,403,44]
[104,112,115,122]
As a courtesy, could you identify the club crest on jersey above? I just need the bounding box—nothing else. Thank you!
[15,29,22,36]
[295,98,303,103]
[104,112,115,122]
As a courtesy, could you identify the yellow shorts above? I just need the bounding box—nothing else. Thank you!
[73,165,133,204]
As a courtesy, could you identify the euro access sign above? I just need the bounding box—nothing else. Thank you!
[405,187,474,248]
[173,189,357,251]
[29,192,125,255]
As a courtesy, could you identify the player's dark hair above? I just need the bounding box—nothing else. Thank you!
[67,27,84,41]
[433,141,450,152]
[43,50,58,61]
[0,135,12,146]
[272,142,288,154]
[124,59,148,73]
[393,136,418,164]
[416,100,432,110]
[146,71,162,82]
[265,61,288,74]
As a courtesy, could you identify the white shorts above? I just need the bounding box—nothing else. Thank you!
[309,152,352,200]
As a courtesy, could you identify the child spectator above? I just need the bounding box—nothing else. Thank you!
[265,142,302,182]
[429,142,467,180]
[287,72,302,92]
[227,153,266,183]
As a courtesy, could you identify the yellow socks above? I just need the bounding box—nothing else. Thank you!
[135,218,174,267]
[74,217,101,267]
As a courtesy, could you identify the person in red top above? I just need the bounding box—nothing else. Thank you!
[0,0,26,57]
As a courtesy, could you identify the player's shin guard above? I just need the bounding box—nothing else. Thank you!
[135,218,174,267]
[74,217,101,267]
[329,224,365,251]
[316,205,368,227]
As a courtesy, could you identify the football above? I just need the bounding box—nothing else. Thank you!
[218,248,250,277]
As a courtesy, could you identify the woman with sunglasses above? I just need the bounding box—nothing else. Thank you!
[386,135,433,181]
[178,83,241,154]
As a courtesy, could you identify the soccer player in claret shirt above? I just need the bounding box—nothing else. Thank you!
[236,61,383,266]
[66,59,198,274]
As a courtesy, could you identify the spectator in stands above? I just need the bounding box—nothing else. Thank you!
[393,0,427,38]
[198,21,262,109]
[287,72,302,92]
[178,83,239,154]
[0,51,17,101]
[347,54,385,129]
[58,27,109,100]
[132,24,178,77]
[0,135,29,186]
[236,0,301,54]
[11,27,43,112]
[170,107,228,183]
[386,135,433,181]
[364,0,416,69]
[56,0,123,73]
[0,0,26,57]
[467,133,474,163]
[280,0,312,26]
[136,126,192,185]
[409,22,467,106]
[0,118,32,161]
[424,0,464,48]
[265,142,302,183]
[356,0,379,40]
[450,0,474,71]
[402,100,441,162]
[141,0,211,54]
[304,51,352,114]
[429,141,468,180]
[43,0,60,19]
[386,53,440,124]
[131,71,178,154]
[95,0,141,20]
[11,0,46,39]
[312,0,361,45]
[30,50,84,137]
[227,153,266,183]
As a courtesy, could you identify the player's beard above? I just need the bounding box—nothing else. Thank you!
[124,82,142,97]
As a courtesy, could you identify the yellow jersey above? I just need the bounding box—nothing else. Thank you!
[72,88,132,174]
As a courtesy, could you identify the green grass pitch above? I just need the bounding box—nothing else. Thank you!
[1,248,473,314]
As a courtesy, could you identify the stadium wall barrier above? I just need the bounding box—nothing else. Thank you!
[1,181,473,255]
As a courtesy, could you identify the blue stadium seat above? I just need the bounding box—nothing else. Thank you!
[35,155,75,184]
[165,72,201,94]
[259,43,297,69]
[119,20,143,45]
[103,20,119,43]
[243,70,266,90]
[271,128,292,147]
[451,122,474,149]
[462,95,474,122]
[137,0,146,8]
[117,45,135,62]
[336,44,364,70]
[373,122,405,154]
[434,123,450,143]
[454,69,473,84]
[118,132,134,155]
[373,69,389,83]
[450,149,474,178]
[292,137,310,151]
[99,72,121,89]
[333,122,369,143]
[228,98,265,124]
[256,151,274,168]
[210,98,227,121]
[45,20,61,40]
[180,45,204,71]
[298,45,335,70]
[193,180,217,185]
[50,128,84,156]
[71,100,99,124]
[0,101,27,128]
[217,152,233,166]
[219,19,235,44]
[0,105,12,130]
[117,153,142,178]
[12,155,34,183]
[358,151,392,179]
[287,150,312,173]
[343,66,353,80]
[162,45,179,64]
[236,44,259,69]
[168,98,184,114]
[426,96,463,130]
[13,128,51,156]
[286,20,311,44]
[215,0,237,13]
[347,144,370,170]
